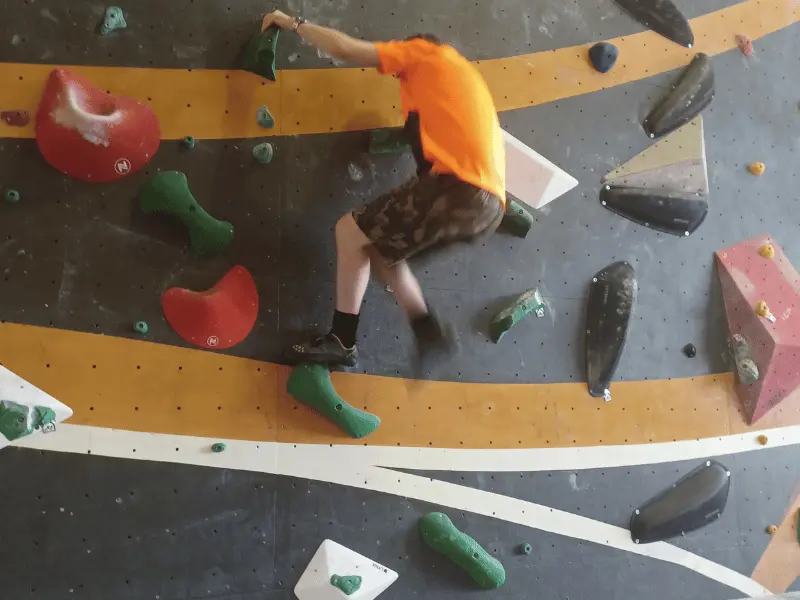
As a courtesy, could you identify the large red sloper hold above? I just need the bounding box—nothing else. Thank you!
[162,266,259,350]
[35,68,160,182]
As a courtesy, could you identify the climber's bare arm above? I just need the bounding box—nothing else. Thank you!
[262,10,380,68]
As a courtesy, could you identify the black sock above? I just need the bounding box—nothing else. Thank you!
[330,310,359,348]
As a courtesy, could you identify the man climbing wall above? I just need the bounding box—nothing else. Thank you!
[263,10,507,372]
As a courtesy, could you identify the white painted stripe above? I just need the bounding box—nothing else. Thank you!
[12,424,783,596]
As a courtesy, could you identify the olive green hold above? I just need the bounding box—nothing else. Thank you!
[330,574,362,595]
[4,189,20,203]
[182,136,196,149]
[500,199,533,238]
[0,401,55,441]
[256,106,275,129]
[490,288,545,343]
[133,321,149,334]
[253,143,274,165]
[419,512,505,589]
[100,6,127,35]
[242,26,280,81]
[368,128,411,154]
[518,542,532,555]
[211,442,227,453]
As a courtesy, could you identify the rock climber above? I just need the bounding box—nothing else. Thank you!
[262,10,506,370]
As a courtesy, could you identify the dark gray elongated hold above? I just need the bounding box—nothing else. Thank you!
[612,0,694,48]
[644,53,714,138]
[630,460,730,544]
[600,185,708,236]
[585,261,637,400]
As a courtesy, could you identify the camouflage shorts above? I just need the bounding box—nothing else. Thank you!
[352,173,504,265]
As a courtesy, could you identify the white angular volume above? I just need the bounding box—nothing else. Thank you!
[295,539,398,600]
[502,129,578,210]
[0,365,73,447]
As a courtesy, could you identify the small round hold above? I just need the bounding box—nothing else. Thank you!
[757,434,768,445]
[253,142,274,165]
[518,542,533,555]
[4,189,20,203]
[767,524,778,535]
[211,442,227,453]
[588,42,619,74]
[759,243,775,259]
[182,135,196,149]
[755,300,770,317]
[133,320,149,334]
[682,343,696,358]
[748,162,766,176]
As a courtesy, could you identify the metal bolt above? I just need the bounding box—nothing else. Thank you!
[635,509,640,515]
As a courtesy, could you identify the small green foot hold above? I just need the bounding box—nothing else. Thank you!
[368,128,411,154]
[253,143,274,164]
[4,189,20,203]
[256,106,275,129]
[133,320,149,334]
[0,400,56,441]
[211,442,227,453]
[330,575,362,595]
[139,171,234,257]
[490,288,545,342]
[182,136,196,149]
[243,26,280,81]
[100,6,127,35]
[518,542,532,555]
[287,363,381,439]
[420,512,505,589]
[731,333,759,384]
[500,199,533,238]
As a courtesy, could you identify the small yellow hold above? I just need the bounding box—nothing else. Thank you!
[748,162,766,176]
[767,524,778,535]
[757,434,768,445]
[756,301,770,317]
[759,243,775,259]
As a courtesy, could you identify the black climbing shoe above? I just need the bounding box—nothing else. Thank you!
[410,311,460,377]
[285,333,359,367]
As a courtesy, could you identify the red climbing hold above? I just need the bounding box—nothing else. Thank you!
[162,266,259,350]
[736,34,753,57]
[1,110,30,127]
[35,68,160,182]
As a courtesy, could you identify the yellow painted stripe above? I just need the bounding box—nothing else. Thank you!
[1,0,797,140]
[2,323,799,449]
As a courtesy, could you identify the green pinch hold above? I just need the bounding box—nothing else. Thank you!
[731,333,759,384]
[368,128,411,155]
[256,106,275,129]
[182,136,196,149]
[252,142,274,164]
[100,6,127,35]
[139,171,234,257]
[0,400,56,442]
[287,363,380,439]
[330,574,362,595]
[211,442,227,453]
[4,189,20,203]
[518,542,532,555]
[490,287,545,343]
[133,320,149,334]
[243,26,280,81]
[420,512,505,589]
[500,199,533,238]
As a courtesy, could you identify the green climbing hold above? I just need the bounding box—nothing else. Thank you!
[243,26,280,81]
[330,575,362,595]
[287,363,380,439]
[490,287,545,343]
[0,400,56,442]
[4,189,20,203]
[518,542,532,555]
[133,320,149,334]
[253,143,274,164]
[368,128,411,155]
[182,136,196,149]
[139,171,234,257]
[100,6,127,35]
[211,442,227,453]
[419,512,505,589]
[500,199,533,238]
[256,106,274,129]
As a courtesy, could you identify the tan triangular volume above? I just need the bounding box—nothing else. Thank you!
[604,116,706,187]
[606,159,708,195]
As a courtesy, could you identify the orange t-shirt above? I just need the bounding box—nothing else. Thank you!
[375,39,506,201]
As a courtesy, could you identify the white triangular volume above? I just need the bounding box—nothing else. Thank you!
[0,365,73,447]
[502,129,579,210]
[294,539,398,600]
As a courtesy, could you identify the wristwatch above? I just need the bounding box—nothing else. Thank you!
[292,16,307,33]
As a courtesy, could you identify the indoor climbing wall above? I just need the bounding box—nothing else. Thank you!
[1,0,800,597]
